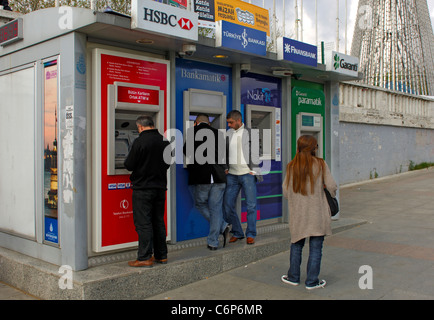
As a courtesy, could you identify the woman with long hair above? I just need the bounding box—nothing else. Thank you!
[281,135,337,290]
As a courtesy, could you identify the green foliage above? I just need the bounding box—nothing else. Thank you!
[409,161,434,171]
[9,0,131,15]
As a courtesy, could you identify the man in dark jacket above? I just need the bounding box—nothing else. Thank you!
[124,115,170,268]
[185,114,230,250]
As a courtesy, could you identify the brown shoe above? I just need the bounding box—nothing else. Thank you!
[229,236,244,243]
[151,256,168,264]
[128,259,153,268]
[246,237,255,245]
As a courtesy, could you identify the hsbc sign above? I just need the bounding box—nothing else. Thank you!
[132,0,198,41]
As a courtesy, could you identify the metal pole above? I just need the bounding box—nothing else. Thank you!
[315,0,318,47]
[283,0,285,37]
[336,0,340,52]
[301,0,303,41]
[295,0,299,40]
[345,0,348,54]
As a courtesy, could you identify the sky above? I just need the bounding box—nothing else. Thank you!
[251,0,434,54]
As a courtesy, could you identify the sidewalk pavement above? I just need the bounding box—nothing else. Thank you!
[146,168,434,300]
[1,168,433,300]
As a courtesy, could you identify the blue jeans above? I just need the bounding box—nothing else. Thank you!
[189,183,228,248]
[287,236,325,287]
[224,173,257,239]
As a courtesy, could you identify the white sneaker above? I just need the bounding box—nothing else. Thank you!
[281,275,299,286]
[306,280,326,290]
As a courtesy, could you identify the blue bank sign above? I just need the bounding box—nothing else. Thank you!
[277,37,317,67]
[216,20,267,56]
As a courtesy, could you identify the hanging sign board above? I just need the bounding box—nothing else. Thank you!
[326,51,359,76]
[214,0,269,35]
[216,20,266,56]
[277,37,318,67]
[131,0,198,41]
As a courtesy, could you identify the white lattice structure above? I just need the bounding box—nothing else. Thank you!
[351,0,434,96]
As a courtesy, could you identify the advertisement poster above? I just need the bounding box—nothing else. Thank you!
[44,60,59,245]
[214,0,269,35]
[98,52,169,250]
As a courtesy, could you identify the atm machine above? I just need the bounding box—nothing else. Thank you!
[92,81,166,253]
[296,112,323,158]
[107,82,164,175]
[183,88,227,133]
[246,105,276,160]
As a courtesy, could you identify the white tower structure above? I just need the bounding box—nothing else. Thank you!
[351,0,434,96]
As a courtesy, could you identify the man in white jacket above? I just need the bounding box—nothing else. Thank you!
[224,110,262,245]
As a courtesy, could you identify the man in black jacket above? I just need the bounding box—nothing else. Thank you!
[124,116,170,268]
[185,114,230,250]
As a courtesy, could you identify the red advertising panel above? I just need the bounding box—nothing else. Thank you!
[98,52,168,250]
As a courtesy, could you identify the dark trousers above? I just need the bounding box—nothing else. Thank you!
[132,189,167,261]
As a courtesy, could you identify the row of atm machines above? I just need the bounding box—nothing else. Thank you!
[108,82,323,175]
[102,81,323,251]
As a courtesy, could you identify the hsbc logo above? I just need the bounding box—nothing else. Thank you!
[179,18,194,31]
[132,0,198,41]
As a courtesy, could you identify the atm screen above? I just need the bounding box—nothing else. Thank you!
[302,115,314,127]
[189,115,216,123]
[115,129,139,169]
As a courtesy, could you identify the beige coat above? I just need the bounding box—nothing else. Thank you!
[282,160,338,243]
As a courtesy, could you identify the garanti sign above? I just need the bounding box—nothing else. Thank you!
[131,0,198,41]
[326,51,359,77]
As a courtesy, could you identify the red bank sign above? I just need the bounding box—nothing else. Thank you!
[131,0,198,41]
[117,86,160,105]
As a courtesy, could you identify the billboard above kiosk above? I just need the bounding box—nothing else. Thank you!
[131,0,199,41]
[326,51,360,77]
[277,37,317,67]
[216,20,267,56]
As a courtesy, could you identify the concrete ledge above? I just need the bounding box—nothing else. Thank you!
[0,219,366,300]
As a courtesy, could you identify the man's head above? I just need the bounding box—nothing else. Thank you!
[136,115,155,133]
[226,110,243,130]
[194,114,210,126]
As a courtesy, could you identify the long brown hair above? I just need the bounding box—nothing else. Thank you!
[285,135,324,195]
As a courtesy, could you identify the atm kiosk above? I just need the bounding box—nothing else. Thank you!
[92,56,169,253]
[107,82,164,175]
[296,112,324,158]
[245,105,276,160]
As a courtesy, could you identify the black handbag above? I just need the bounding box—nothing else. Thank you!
[324,188,339,216]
